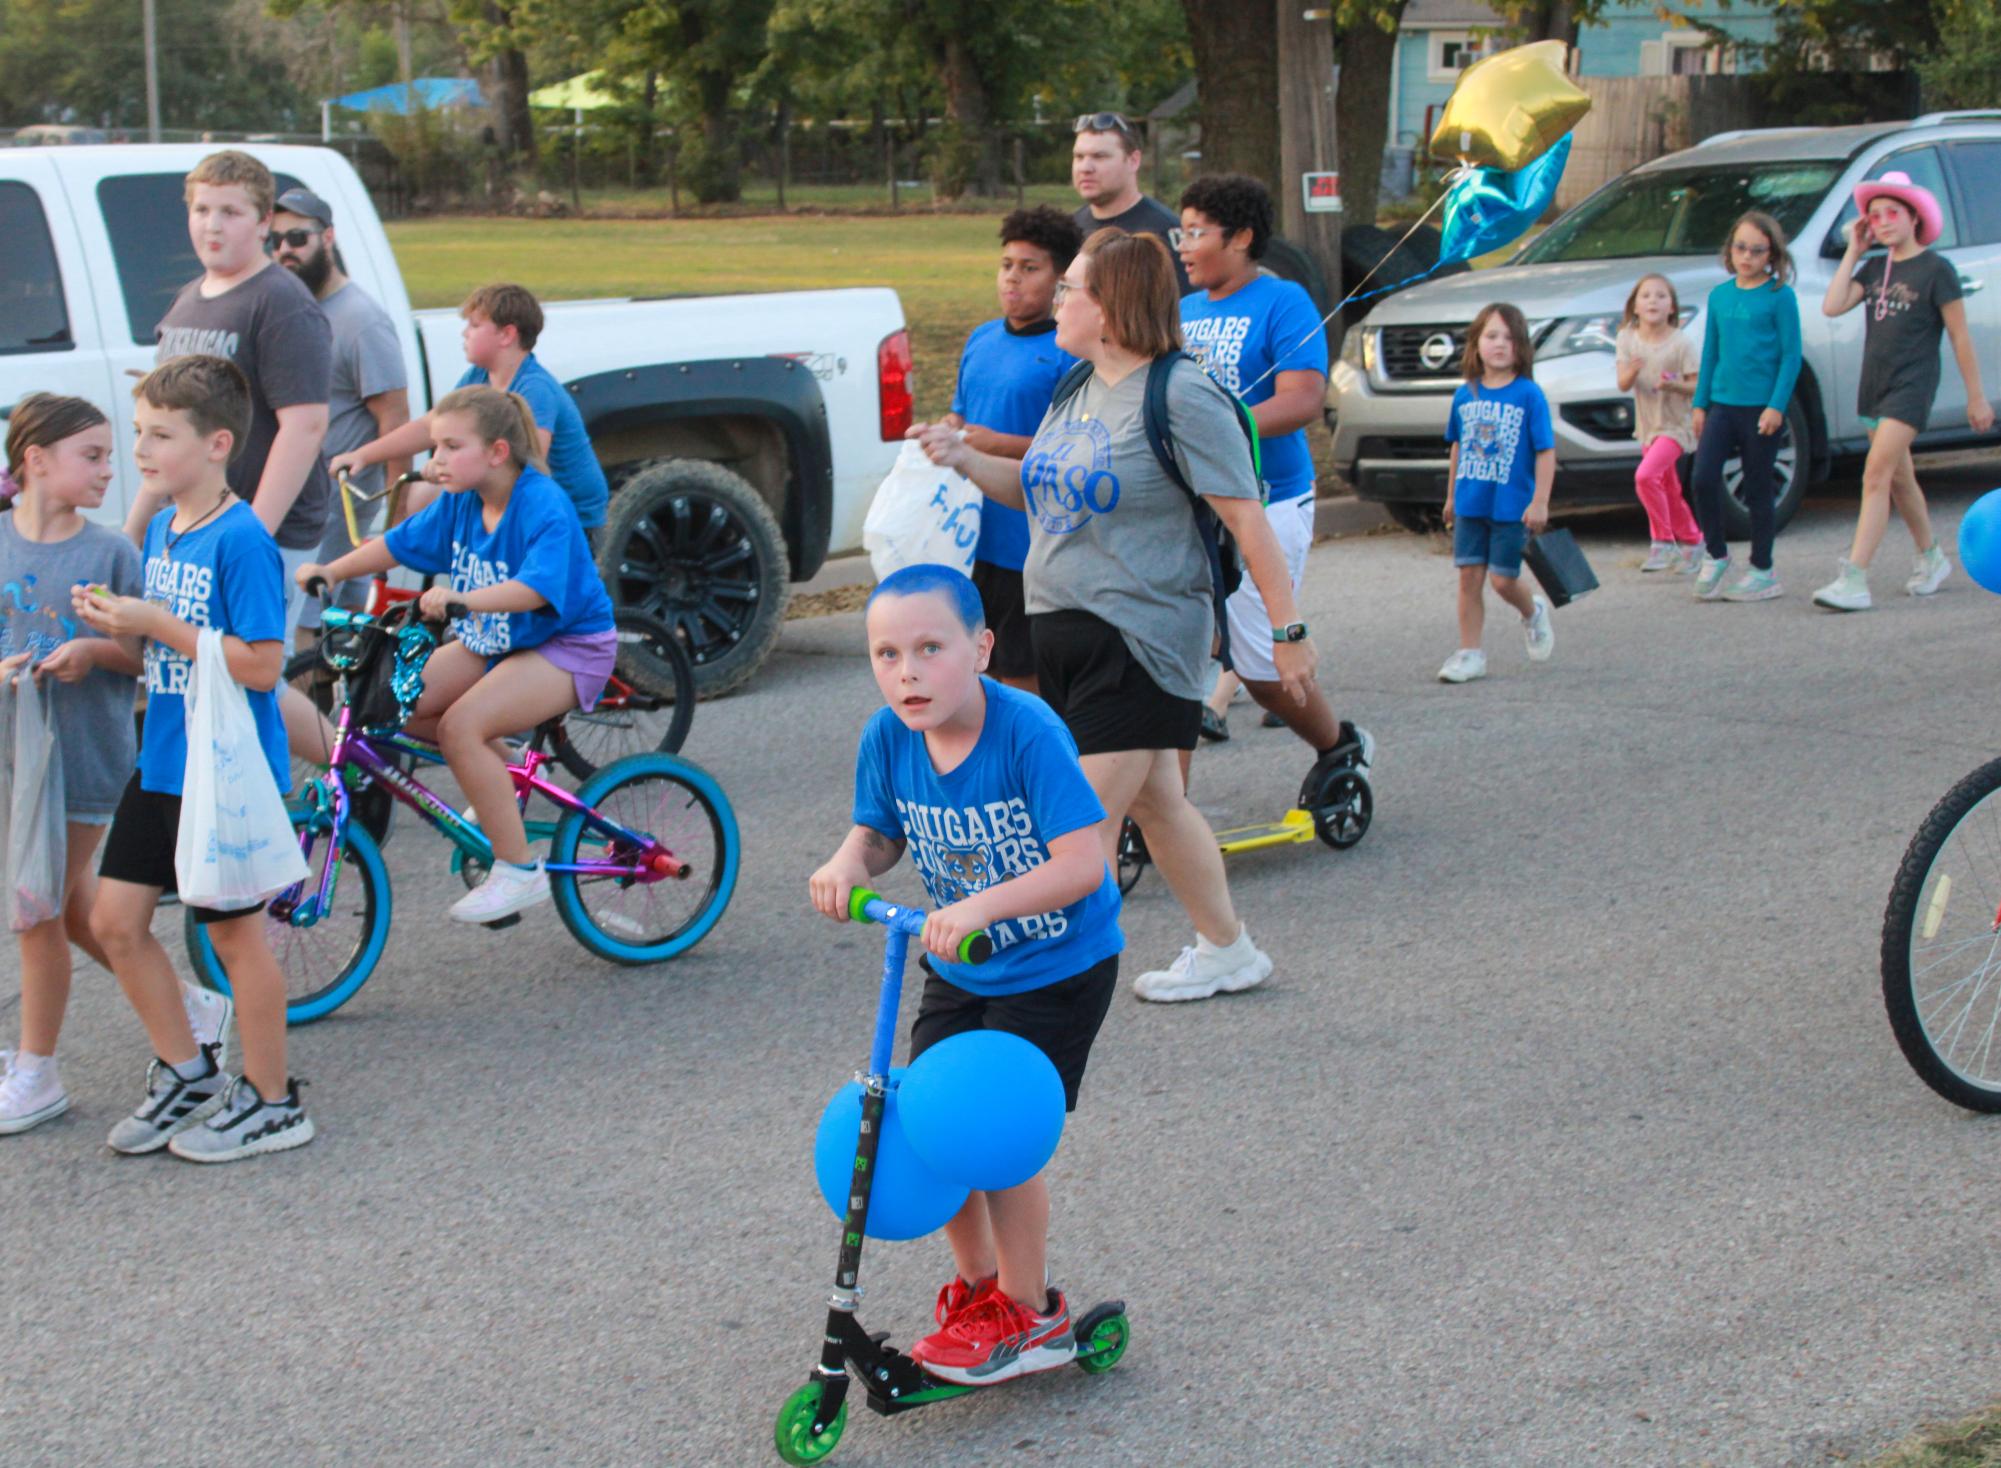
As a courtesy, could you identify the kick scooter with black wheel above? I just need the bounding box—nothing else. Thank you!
[1117,748,1373,895]
[773,888,1133,1465]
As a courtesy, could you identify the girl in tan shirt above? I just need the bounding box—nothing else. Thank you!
[1615,274,1702,571]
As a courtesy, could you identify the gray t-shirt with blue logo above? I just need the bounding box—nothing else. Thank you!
[0,515,143,818]
[1020,357,1260,700]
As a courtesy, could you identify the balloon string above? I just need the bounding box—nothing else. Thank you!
[1239,167,1471,397]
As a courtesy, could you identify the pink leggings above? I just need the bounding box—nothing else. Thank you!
[1636,435,1701,544]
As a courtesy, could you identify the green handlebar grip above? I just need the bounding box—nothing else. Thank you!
[959,931,994,965]
[848,886,882,924]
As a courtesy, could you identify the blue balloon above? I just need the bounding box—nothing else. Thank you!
[1439,134,1573,266]
[1958,488,2001,594]
[898,1032,1066,1192]
[813,1073,968,1242]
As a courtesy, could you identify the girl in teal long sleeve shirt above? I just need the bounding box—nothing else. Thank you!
[1689,211,1803,601]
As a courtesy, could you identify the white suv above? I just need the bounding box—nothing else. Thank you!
[1326,114,2001,533]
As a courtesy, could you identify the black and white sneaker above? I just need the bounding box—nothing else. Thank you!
[105,1047,227,1155]
[168,1076,314,1163]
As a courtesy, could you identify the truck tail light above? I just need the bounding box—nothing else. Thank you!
[877,329,914,441]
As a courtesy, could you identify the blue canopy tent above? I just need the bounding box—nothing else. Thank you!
[320,77,486,139]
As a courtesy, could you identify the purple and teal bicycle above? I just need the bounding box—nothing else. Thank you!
[186,594,740,1023]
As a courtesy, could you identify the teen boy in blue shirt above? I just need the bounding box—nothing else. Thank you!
[810,563,1120,1385]
[942,207,1083,694]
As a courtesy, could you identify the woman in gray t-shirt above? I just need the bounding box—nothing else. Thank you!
[913,228,1317,1003]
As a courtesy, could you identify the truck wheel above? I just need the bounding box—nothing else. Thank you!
[1384,502,1444,534]
[1717,396,1810,541]
[599,459,791,698]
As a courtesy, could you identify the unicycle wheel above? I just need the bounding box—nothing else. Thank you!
[1116,818,1150,894]
[1074,1310,1131,1375]
[774,1380,846,1464]
[1308,769,1372,850]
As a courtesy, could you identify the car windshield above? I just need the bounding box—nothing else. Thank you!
[1517,162,1842,263]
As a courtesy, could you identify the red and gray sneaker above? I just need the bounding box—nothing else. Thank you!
[909,1287,1075,1386]
[933,1274,996,1327]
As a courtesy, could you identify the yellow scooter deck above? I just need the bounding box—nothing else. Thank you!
[1213,808,1318,855]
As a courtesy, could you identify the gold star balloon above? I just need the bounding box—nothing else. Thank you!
[1429,39,1592,173]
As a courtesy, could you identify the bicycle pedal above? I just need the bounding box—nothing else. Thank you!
[481,914,523,930]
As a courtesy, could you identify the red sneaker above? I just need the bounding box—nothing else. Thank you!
[933,1273,996,1327]
[909,1287,1075,1386]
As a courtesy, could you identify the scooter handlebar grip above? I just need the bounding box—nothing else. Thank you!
[957,931,993,966]
[848,886,882,924]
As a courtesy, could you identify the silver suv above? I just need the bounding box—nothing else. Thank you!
[1326,114,2001,533]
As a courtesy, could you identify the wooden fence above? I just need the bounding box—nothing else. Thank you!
[1555,75,1762,209]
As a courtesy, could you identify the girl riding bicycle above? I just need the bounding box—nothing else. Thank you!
[298,385,615,924]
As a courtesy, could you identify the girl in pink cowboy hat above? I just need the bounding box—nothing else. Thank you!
[1813,169,1994,612]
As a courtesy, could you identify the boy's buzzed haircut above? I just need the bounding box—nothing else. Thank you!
[183,149,276,217]
[460,283,545,351]
[1000,206,1086,274]
[1178,173,1275,261]
[135,356,253,463]
[867,563,987,634]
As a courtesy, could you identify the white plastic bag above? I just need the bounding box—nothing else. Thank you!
[862,440,982,580]
[175,629,306,910]
[0,672,66,932]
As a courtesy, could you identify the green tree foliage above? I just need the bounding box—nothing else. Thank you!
[1917,0,2001,110]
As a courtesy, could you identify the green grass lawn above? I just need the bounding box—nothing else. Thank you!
[388,212,1028,422]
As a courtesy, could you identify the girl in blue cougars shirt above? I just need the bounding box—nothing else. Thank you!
[299,386,614,924]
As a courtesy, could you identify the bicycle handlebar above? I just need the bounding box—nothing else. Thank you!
[848,886,992,965]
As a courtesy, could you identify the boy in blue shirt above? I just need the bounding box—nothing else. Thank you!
[76,356,314,1161]
[941,207,1083,693]
[329,282,611,540]
[809,563,1120,1386]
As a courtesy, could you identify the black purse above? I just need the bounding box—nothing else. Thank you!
[1523,528,1599,608]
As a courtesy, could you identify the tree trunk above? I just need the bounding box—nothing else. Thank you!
[634,69,660,187]
[1509,0,1576,44]
[1180,0,1279,179]
[477,0,535,166]
[935,33,1003,199]
[1335,3,1405,229]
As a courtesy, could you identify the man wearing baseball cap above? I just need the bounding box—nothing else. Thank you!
[1813,169,1992,612]
[269,187,410,629]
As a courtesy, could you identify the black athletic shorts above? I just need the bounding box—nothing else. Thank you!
[971,561,1035,680]
[1030,608,1203,756]
[98,774,268,924]
[910,952,1119,1112]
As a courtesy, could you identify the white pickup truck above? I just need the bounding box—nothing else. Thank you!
[0,143,909,692]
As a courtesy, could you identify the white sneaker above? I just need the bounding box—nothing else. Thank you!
[0,1054,67,1135]
[449,858,550,923]
[1640,541,1675,572]
[1523,595,1555,662]
[1812,558,1872,612]
[183,981,233,1068]
[1908,544,1951,597]
[1437,648,1487,684]
[1694,555,1731,600]
[1133,926,1272,1003]
[1676,543,1704,574]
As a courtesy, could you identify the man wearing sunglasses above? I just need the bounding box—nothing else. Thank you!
[1070,112,1191,296]
[268,188,410,629]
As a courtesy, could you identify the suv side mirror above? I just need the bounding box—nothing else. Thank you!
[1821,228,1849,260]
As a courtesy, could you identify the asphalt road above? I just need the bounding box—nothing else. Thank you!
[6,465,2001,1468]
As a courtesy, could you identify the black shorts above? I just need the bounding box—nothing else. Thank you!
[972,561,1035,680]
[98,774,268,925]
[1030,609,1202,756]
[910,952,1119,1112]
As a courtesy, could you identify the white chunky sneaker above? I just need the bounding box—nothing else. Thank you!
[449,858,550,923]
[1907,544,1951,597]
[169,1076,314,1163]
[1640,541,1676,572]
[1812,558,1872,612]
[183,981,233,1069]
[0,1054,67,1135]
[1523,595,1555,662]
[1133,926,1272,1003]
[1437,648,1487,684]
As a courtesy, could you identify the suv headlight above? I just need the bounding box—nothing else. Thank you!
[1538,314,1621,360]
[1339,325,1369,370]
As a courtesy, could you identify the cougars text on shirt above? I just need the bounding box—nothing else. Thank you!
[895,794,1072,948]
[450,542,513,655]
[1183,315,1254,393]
[157,325,243,360]
[143,555,215,696]
[1454,395,1527,483]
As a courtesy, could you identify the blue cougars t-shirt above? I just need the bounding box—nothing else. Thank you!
[852,679,1122,997]
[384,467,614,658]
[139,500,290,796]
[456,353,610,529]
[1180,274,1330,504]
[1444,376,1555,522]
[951,318,1076,571]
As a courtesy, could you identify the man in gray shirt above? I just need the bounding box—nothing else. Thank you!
[270,187,411,623]
[1071,112,1191,297]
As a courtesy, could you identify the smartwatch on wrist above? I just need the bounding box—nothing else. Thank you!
[1271,622,1309,644]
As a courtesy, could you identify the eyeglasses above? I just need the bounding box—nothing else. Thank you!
[1052,280,1091,305]
[1180,225,1217,244]
[265,228,321,250]
[1073,112,1139,143]
[1730,240,1771,256]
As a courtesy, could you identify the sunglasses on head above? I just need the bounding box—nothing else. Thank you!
[265,228,320,250]
[1074,112,1138,141]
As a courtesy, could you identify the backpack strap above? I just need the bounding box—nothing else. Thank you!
[1049,359,1095,416]
[1142,351,1264,502]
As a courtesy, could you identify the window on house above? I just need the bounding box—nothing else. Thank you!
[1428,32,1486,82]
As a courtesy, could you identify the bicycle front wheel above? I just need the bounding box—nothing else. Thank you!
[1883,755,2001,1112]
[185,803,393,1025]
[549,753,739,965]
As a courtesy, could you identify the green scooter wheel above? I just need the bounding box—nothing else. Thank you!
[1075,1312,1130,1374]
[774,1381,846,1464]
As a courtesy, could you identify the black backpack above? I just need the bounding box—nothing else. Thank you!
[1049,350,1265,667]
